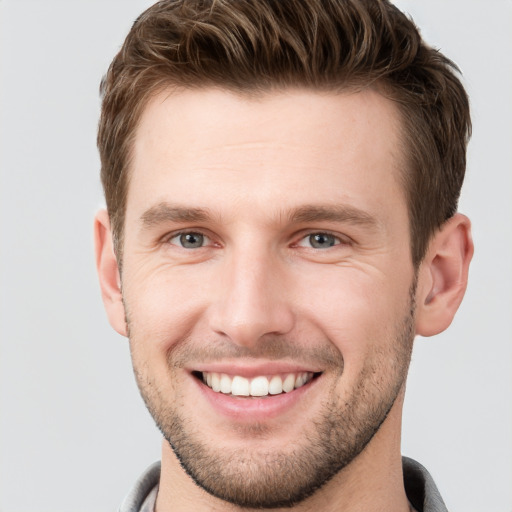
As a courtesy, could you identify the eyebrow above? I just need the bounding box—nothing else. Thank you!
[140,202,378,230]
[288,205,379,228]
[141,203,211,227]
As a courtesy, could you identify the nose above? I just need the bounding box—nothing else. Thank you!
[208,248,295,348]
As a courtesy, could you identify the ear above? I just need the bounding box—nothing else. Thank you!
[94,209,127,337]
[415,213,474,337]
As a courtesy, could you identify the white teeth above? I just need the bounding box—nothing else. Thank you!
[282,374,295,393]
[268,375,283,395]
[220,374,232,394]
[211,373,221,392]
[231,376,250,396]
[295,373,308,388]
[201,371,314,397]
[250,376,269,396]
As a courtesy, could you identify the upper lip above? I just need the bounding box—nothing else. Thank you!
[188,360,323,378]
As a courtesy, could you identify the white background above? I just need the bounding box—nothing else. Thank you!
[0,1,511,511]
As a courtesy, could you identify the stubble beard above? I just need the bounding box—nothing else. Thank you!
[128,284,416,509]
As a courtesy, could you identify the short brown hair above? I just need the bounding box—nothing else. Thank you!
[98,0,471,266]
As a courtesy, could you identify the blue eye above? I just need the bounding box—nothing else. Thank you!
[170,232,209,249]
[299,233,340,249]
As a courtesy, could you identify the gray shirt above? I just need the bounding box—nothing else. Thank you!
[119,456,448,512]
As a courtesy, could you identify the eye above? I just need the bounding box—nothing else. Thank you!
[168,232,210,249]
[298,232,341,249]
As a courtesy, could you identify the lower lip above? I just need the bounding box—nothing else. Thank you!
[192,375,319,421]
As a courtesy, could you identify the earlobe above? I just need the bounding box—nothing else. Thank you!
[94,209,128,337]
[415,213,474,337]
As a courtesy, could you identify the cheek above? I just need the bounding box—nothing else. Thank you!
[122,261,211,354]
[293,265,413,366]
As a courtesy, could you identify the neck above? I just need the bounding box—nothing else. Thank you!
[155,393,410,512]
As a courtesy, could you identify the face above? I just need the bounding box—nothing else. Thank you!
[121,88,417,507]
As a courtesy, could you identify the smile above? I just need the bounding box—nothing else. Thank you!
[199,371,316,397]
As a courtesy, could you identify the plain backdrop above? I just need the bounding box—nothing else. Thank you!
[1,1,511,511]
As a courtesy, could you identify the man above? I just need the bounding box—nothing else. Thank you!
[94,0,473,510]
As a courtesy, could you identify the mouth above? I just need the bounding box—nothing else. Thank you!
[192,371,320,397]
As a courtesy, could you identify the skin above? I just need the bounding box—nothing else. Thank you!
[95,88,473,511]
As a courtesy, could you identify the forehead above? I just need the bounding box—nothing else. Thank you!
[127,87,406,225]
